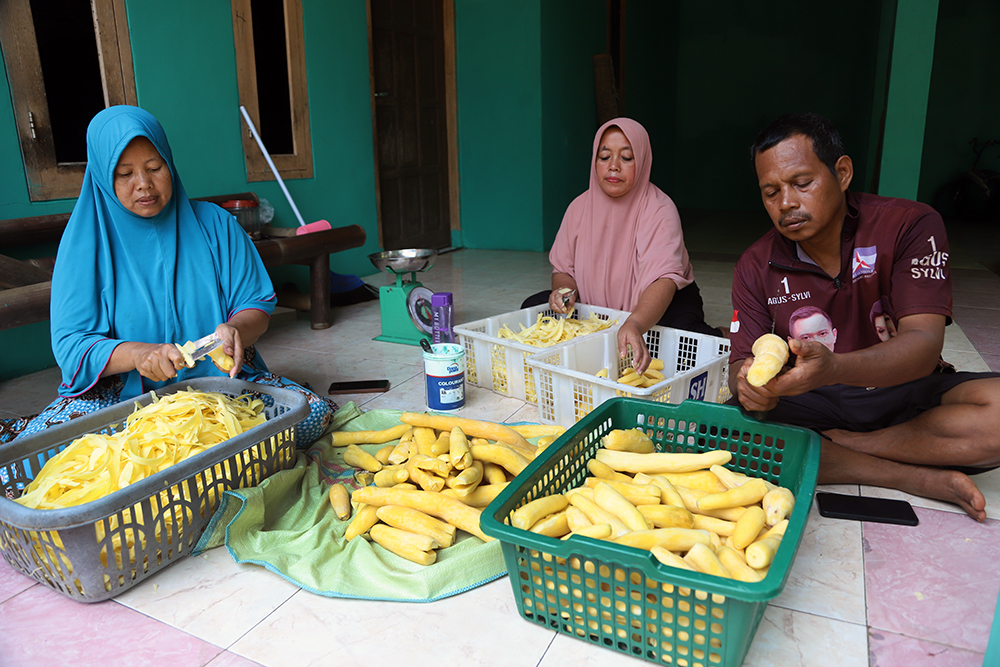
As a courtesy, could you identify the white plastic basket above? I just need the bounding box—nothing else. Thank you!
[453,303,627,404]
[529,325,731,426]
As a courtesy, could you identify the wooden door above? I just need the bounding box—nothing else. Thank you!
[369,0,452,251]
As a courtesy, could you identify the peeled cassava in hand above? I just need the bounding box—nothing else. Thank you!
[747,333,789,387]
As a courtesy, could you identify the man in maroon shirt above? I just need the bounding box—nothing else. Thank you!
[730,112,1000,521]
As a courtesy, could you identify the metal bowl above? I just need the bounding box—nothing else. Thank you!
[368,249,438,275]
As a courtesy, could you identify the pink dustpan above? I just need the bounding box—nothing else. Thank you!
[297,220,331,235]
[240,106,332,236]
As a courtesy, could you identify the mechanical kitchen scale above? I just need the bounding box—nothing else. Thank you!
[368,249,437,345]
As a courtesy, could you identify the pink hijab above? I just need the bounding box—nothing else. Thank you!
[549,118,694,312]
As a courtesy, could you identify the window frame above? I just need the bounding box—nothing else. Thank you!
[0,0,136,202]
[231,0,314,182]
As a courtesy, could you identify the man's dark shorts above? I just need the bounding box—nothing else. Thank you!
[727,370,1000,474]
[729,370,1000,431]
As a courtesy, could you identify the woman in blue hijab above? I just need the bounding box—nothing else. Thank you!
[1,106,337,446]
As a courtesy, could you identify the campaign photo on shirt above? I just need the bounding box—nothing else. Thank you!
[788,306,837,352]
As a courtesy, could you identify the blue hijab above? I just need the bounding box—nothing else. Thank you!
[51,105,276,399]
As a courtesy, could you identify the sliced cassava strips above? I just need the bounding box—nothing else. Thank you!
[15,389,265,510]
[496,312,617,348]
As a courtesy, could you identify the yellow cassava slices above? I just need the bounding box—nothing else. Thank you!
[15,389,266,510]
[497,312,616,347]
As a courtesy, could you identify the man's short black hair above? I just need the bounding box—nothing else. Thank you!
[750,112,845,176]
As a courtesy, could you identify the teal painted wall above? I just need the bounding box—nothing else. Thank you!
[877,0,939,201]
[454,0,604,252]
[918,0,1000,208]
[0,0,380,381]
[623,2,884,210]
[540,0,605,249]
[0,323,51,379]
[864,0,898,194]
[125,0,380,276]
[624,1,679,196]
[453,0,543,250]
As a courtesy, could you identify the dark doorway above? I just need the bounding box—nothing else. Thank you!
[369,0,452,251]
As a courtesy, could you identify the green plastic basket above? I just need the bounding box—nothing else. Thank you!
[482,398,821,667]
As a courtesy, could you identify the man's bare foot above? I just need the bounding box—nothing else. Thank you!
[817,433,988,521]
[898,467,986,522]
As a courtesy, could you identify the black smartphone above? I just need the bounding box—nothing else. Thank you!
[815,492,919,526]
[328,379,391,394]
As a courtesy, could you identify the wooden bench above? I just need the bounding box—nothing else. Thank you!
[0,192,366,331]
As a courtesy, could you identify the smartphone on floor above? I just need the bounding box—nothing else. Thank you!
[815,492,919,526]
[328,379,391,394]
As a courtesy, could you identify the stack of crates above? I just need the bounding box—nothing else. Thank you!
[454,303,627,404]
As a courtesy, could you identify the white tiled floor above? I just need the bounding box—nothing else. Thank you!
[2,246,998,667]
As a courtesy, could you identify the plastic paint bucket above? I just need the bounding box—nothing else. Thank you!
[422,343,465,411]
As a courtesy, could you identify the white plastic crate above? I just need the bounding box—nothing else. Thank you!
[529,325,731,426]
[453,303,626,404]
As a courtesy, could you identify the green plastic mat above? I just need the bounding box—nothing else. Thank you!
[192,404,507,602]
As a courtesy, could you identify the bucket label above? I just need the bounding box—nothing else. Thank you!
[423,343,466,411]
[434,375,465,406]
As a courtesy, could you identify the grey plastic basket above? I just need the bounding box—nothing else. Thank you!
[0,378,308,602]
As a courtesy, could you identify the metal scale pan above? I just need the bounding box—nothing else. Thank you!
[368,249,438,345]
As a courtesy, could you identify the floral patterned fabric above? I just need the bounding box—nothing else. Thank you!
[0,348,336,454]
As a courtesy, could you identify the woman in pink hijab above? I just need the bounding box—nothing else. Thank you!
[523,118,722,372]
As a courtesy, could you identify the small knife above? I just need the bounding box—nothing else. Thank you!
[557,288,576,319]
[175,332,223,368]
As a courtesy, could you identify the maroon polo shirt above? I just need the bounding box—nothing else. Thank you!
[730,191,952,364]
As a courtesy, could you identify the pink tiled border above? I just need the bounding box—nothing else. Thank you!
[0,584,223,666]
[869,629,985,667]
[864,506,1000,653]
